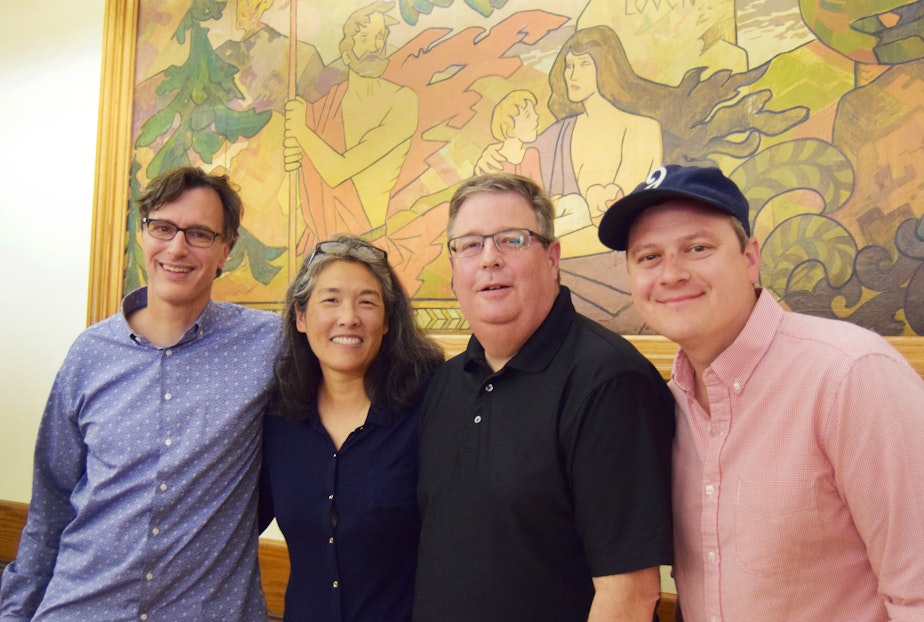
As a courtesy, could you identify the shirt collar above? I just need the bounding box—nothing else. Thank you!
[673,288,784,393]
[120,286,218,347]
[463,286,574,375]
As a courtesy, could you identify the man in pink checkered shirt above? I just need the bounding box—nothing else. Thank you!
[599,164,924,622]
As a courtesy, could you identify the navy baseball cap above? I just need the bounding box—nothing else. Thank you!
[598,165,751,251]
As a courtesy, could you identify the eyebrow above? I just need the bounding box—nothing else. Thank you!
[148,217,220,232]
[629,230,719,254]
[316,286,382,298]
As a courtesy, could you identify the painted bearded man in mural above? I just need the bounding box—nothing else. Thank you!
[282,1,440,291]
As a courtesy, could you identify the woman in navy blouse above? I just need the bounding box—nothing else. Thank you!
[260,234,444,621]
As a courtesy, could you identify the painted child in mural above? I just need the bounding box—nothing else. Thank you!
[486,89,595,239]
[488,90,543,183]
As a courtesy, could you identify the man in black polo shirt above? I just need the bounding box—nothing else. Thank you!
[415,173,674,621]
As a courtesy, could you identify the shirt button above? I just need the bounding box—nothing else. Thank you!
[705,484,716,496]
[152,527,160,535]
[707,550,717,561]
[160,483,167,491]
[165,349,173,356]
[164,439,172,446]
[332,581,339,588]
[328,494,334,500]
[484,384,493,392]
[474,415,482,424]
[329,537,334,544]
[706,423,713,434]
[164,393,172,400]
[733,380,741,391]
[146,572,154,581]
[140,615,148,621]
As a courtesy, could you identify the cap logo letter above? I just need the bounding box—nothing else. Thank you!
[645,166,667,189]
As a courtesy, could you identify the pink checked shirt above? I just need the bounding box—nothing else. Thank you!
[670,290,924,622]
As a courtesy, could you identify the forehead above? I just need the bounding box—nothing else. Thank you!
[151,187,224,227]
[356,12,386,35]
[516,100,536,114]
[314,259,382,291]
[453,191,539,234]
[565,50,594,64]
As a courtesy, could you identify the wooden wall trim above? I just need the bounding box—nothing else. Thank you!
[0,500,28,562]
[258,537,289,617]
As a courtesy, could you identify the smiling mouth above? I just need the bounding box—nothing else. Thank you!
[162,264,192,274]
[658,293,702,305]
[332,336,362,345]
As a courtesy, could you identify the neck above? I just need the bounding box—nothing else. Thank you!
[348,70,382,95]
[128,296,208,347]
[319,372,369,409]
[582,93,618,118]
[481,338,522,372]
[499,138,526,164]
[318,376,371,450]
[473,322,535,373]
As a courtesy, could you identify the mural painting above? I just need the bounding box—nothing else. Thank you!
[124,0,924,336]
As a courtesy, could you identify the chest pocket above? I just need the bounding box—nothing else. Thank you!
[734,478,823,577]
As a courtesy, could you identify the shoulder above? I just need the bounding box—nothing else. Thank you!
[379,79,418,105]
[209,304,283,356]
[567,314,660,374]
[430,351,466,381]
[64,313,129,357]
[212,303,282,334]
[779,311,903,364]
[623,112,661,136]
[396,82,418,101]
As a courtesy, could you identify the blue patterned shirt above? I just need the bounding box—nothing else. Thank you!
[0,288,282,621]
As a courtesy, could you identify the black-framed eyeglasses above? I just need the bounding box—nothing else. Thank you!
[141,218,222,248]
[306,239,388,265]
[447,228,550,258]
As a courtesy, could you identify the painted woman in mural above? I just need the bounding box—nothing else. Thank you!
[539,25,662,222]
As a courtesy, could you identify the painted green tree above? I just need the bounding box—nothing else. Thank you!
[131,0,282,287]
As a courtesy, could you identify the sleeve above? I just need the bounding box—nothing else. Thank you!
[0,366,87,620]
[566,368,675,577]
[827,352,924,620]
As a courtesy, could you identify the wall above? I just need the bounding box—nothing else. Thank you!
[0,0,105,501]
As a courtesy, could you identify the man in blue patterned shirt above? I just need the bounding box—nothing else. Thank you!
[0,167,282,621]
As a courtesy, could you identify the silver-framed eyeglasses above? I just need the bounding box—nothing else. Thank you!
[447,228,550,258]
[141,218,222,248]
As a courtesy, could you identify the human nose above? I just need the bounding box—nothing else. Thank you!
[658,253,690,284]
[477,236,503,267]
[165,229,190,253]
[337,303,360,326]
